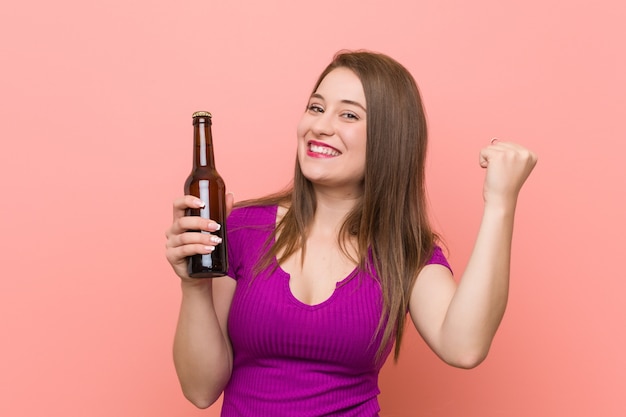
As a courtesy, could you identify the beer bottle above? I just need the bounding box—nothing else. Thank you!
[184,111,228,278]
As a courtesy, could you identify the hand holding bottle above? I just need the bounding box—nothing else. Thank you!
[165,194,235,281]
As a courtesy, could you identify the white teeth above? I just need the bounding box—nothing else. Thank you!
[310,143,340,156]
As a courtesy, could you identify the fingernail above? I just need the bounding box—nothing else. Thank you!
[195,199,205,208]
[214,223,221,231]
[210,236,222,244]
[204,246,215,252]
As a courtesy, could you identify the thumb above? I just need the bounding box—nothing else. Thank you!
[226,192,235,217]
[480,137,502,168]
[479,149,490,169]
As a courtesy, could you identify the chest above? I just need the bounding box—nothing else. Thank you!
[227,265,388,370]
[280,240,358,305]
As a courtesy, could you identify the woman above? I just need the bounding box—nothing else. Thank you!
[165,50,537,416]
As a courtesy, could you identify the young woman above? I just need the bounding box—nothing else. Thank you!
[165,50,537,416]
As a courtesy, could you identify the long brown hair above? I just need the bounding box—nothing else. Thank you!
[238,50,437,361]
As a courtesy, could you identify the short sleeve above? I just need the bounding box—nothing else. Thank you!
[225,207,247,280]
[425,245,453,274]
[225,205,277,280]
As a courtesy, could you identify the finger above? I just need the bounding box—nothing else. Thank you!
[488,139,527,152]
[479,146,501,168]
[481,138,519,167]
[479,154,488,168]
[175,230,223,247]
[172,195,205,221]
[487,140,515,151]
[166,243,217,265]
[167,215,223,238]
[166,231,223,259]
[480,144,516,169]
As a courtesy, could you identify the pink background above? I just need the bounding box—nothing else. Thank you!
[1,1,624,416]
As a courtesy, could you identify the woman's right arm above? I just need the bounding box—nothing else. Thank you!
[165,195,236,409]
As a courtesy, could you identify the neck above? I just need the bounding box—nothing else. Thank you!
[310,187,362,236]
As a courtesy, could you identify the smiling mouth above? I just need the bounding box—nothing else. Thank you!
[308,142,341,156]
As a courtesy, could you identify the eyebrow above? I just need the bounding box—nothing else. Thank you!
[311,93,367,112]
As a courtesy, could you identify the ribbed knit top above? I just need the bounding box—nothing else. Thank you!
[221,205,450,417]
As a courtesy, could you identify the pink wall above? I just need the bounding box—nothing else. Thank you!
[1,1,624,416]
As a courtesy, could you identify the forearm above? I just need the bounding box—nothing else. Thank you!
[440,200,516,365]
[173,281,232,408]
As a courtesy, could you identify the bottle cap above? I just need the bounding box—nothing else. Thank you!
[192,111,212,118]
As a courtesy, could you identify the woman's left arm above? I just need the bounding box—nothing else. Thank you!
[409,141,537,369]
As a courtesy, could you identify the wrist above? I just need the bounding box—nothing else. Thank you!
[180,277,214,292]
[483,197,517,217]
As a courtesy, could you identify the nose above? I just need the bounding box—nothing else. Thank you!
[311,112,334,137]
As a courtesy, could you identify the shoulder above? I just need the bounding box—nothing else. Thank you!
[228,204,278,229]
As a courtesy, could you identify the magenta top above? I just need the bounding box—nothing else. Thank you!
[222,205,450,416]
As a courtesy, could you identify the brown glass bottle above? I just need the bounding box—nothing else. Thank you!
[184,111,228,278]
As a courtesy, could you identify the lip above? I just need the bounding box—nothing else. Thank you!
[306,140,341,158]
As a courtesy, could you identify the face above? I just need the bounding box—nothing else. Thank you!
[296,67,367,196]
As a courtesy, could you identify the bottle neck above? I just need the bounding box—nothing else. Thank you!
[193,118,216,168]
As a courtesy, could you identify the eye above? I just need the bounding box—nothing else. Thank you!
[308,104,324,113]
[341,112,359,120]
